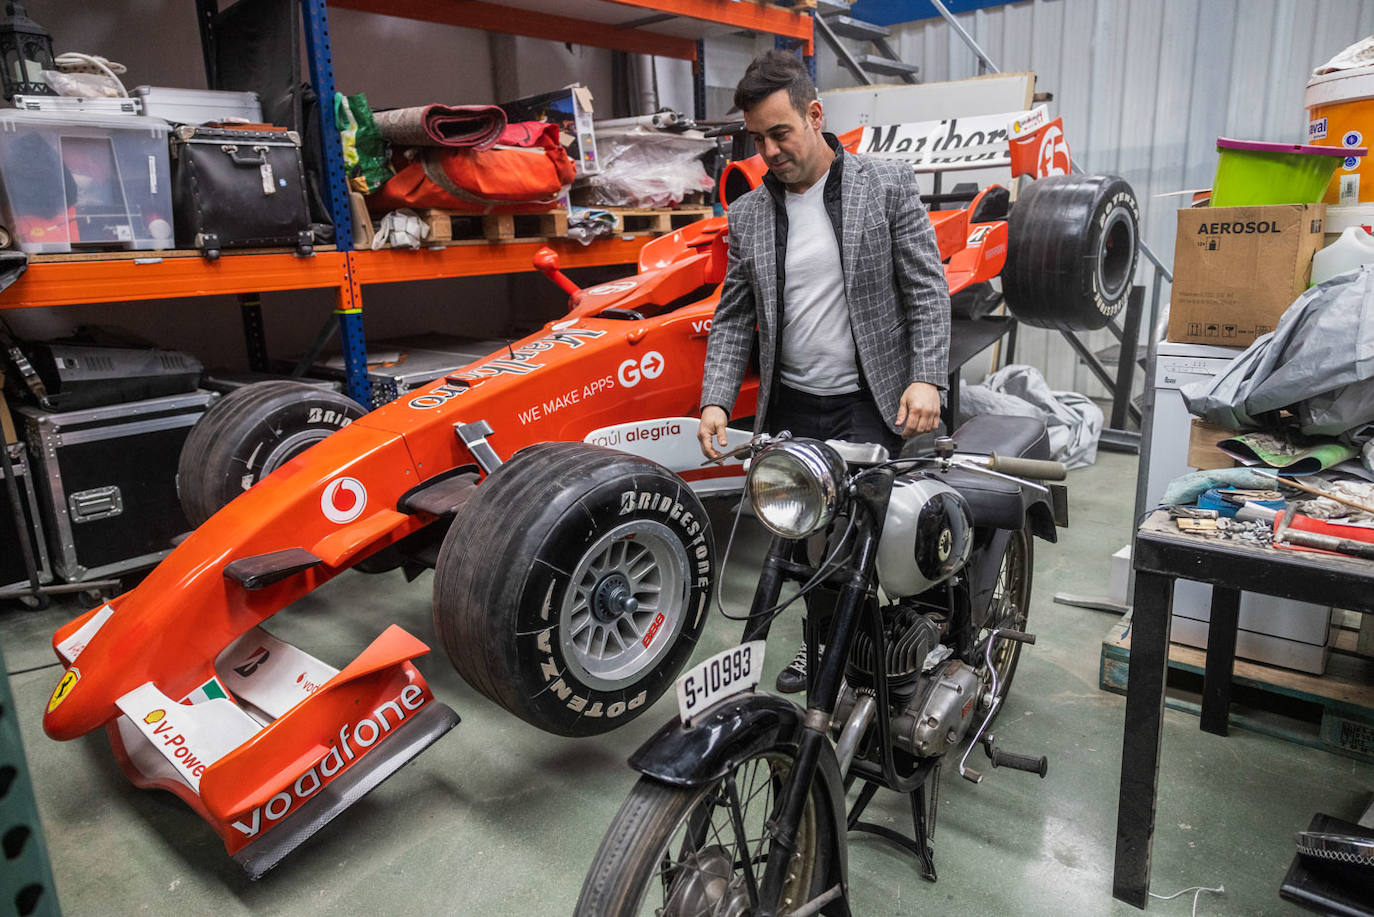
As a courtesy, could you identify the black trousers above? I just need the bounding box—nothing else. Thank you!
[766,384,901,454]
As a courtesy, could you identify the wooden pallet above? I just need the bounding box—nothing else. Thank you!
[420,208,569,244]
[603,206,715,235]
[1099,612,1374,763]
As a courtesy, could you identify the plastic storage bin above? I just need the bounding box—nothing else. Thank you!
[0,109,174,254]
[1211,138,1363,207]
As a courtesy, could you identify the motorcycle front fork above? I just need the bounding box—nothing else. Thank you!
[747,523,879,917]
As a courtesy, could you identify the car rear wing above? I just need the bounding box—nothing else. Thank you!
[837,105,1072,181]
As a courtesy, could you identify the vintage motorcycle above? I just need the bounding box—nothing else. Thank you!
[576,414,1068,916]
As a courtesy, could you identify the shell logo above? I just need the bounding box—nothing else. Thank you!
[144,709,166,725]
[321,477,367,524]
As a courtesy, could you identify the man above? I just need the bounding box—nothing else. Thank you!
[697,50,951,692]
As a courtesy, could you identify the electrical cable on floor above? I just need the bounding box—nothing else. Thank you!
[6,661,62,677]
[1149,883,1224,917]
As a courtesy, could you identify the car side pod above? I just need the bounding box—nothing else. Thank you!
[107,625,459,879]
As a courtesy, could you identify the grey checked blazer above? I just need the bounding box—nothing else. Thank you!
[701,140,950,435]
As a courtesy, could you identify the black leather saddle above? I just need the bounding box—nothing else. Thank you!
[945,415,1052,532]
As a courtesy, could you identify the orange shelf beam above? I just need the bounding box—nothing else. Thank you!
[0,252,350,311]
[600,0,812,52]
[330,0,700,61]
[348,237,648,285]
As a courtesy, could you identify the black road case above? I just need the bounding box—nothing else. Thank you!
[20,391,217,582]
[0,444,52,597]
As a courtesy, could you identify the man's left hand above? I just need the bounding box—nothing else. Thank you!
[895,382,941,437]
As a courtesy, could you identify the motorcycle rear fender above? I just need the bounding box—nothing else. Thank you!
[628,692,848,888]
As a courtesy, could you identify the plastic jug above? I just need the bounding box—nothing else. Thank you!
[1311,225,1374,284]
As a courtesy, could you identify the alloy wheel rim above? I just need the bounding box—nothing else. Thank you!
[559,519,689,690]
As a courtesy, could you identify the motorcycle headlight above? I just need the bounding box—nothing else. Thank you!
[746,440,848,538]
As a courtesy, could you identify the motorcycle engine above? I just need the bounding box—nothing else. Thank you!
[896,660,983,757]
[844,604,941,705]
[875,476,974,599]
[835,605,985,760]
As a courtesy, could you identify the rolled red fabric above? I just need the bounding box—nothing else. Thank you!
[373,104,507,150]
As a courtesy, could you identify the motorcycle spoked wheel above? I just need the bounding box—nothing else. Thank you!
[432,442,714,738]
[577,747,838,916]
[978,524,1033,717]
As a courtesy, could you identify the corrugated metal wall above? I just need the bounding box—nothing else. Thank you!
[816,0,1374,397]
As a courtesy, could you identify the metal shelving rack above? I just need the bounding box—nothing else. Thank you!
[0,0,815,408]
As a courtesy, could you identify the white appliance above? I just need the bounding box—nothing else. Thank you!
[1139,341,1334,674]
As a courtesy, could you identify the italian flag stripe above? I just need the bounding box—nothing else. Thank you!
[182,676,229,705]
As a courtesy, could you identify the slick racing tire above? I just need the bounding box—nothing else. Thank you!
[177,381,366,527]
[433,443,714,737]
[576,744,838,916]
[1002,173,1139,332]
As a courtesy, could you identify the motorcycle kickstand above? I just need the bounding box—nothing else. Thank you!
[846,770,938,882]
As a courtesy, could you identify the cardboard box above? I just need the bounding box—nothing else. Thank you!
[1186,418,1237,470]
[499,84,599,176]
[1168,203,1325,346]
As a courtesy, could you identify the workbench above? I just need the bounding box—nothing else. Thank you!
[1113,510,1374,908]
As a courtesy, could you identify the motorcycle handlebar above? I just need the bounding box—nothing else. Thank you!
[984,453,1068,481]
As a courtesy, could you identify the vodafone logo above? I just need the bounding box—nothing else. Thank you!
[618,351,665,388]
[321,477,367,524]
[1037,125,1070,177]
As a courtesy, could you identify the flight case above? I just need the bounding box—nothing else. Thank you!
[20,391,217,582]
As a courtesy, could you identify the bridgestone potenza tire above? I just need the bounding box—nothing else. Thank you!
[1003,173,1140,332]
[176,381,365,527]
[576,745,837,916]
[432,443,714,737]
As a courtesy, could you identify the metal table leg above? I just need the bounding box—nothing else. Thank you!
[1200,586,1240,736]
[1113,569,1174,908]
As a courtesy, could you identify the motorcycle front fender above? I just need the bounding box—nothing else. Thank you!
[627,692,849,892]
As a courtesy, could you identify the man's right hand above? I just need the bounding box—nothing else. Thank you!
[697,405,730,459]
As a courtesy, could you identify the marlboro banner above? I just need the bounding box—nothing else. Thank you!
[850,105,1070,180]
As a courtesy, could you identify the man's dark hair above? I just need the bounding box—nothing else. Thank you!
[733,50,817,117]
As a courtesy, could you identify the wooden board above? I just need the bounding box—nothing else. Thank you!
[1099,612,1374,763]
[349,192,375,250]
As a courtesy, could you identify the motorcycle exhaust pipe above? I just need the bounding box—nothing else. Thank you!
[833,692,876,779]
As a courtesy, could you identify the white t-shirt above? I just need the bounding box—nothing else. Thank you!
[779,178,861,395]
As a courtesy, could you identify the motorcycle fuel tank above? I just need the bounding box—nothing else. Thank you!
[875,476,973,598]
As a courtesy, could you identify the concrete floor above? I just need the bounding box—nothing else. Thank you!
[3,450,1372,916]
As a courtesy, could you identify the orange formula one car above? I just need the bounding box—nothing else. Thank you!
[41,110,1137,876]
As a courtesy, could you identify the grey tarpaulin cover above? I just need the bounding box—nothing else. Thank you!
[958,364,1104,468]
[1181,265,1374,443]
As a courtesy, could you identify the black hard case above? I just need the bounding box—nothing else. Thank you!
[169,124,314,256]
[0,445,52,596]
[20,391,217,582]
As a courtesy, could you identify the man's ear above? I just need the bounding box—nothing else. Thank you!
[808,99,824,131]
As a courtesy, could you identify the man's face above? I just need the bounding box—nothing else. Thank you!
[743,88,827,190]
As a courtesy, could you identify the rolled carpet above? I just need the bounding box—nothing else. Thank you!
[373,104,506,149]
